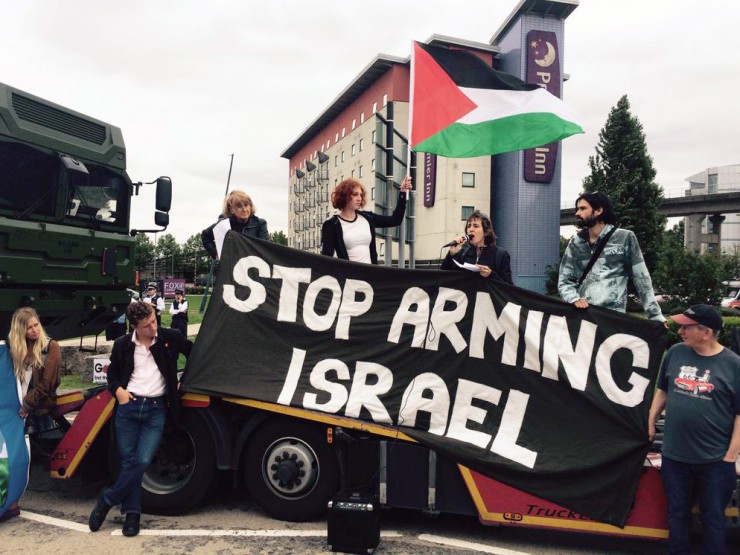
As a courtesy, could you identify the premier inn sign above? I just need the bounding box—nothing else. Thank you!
[524,30,561,183]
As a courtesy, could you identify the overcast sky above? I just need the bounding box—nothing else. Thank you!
[2,1,737,243]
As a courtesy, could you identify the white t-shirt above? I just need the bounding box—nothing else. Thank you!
[126,331,166,397]
[339,215,372,264]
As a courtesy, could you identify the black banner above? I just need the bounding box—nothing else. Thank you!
[181,233,667,527]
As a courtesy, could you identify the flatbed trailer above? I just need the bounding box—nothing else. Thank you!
[42,388,739,540]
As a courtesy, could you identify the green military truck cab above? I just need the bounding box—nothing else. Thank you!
[0,82,171,340]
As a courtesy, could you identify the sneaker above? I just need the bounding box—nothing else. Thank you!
[122,513,140,537]
[88,495,111,532]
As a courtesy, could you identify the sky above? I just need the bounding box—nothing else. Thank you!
[2,0,738,243]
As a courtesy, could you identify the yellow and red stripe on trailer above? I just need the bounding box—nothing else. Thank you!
[50,389,115,479]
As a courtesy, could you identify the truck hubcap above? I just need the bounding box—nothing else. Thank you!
[263,438,319,498]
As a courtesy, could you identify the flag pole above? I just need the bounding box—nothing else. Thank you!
[404,40,416,268]
[200,154,234,314]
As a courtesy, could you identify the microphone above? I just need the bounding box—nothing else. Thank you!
[442,234,472,248]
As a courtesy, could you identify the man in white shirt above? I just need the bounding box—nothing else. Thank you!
[142,282,165,326]
[88,302,191,537]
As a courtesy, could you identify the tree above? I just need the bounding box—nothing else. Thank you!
[582,95,666,273]
[545,235,571,296]
[720,244,740,281]
[654,249,723,306]
[270,230,288,246]
[182,233,210,281]
[134,233,155,274]
[156,233,182,278]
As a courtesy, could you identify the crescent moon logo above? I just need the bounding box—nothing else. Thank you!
[534,41,556,68]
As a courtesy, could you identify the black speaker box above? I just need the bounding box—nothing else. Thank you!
[327,491,380,554]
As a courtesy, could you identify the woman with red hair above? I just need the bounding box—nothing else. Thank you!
[321,177,411,264]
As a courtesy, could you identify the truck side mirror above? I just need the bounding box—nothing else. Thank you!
[154,211,169,227]
[156,177,172,213]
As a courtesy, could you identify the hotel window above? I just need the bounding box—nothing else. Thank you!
[359,166,364,178]
[352,119,356,130]
[334,155,338,167]
[462,206,475,220]
[351,144,356,156]
[359,138,364,152]
[341,151,345,162]
[382,93,388,107]
[342,128,346,138]
[462,172,476,188]
[371,130,376,144]
[335,132,339,142]
[351,169,355,178]
[373,102,378,113]
[326,140,330,149]
[371,158,375,171]
[360,112,365,124]
[371,187,375,200]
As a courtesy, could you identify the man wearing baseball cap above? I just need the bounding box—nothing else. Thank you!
[648,304,739,554]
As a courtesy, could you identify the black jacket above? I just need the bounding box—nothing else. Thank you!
[441,243,513,284]
[106,328,192,421]
[202,214,269,259]
[320,192,407,265]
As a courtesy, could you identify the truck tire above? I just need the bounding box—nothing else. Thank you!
[140,409,216,515]
[244,419,339,521]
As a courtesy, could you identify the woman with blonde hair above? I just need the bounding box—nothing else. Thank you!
[8,308,61,423]
[1,307,61,521]
[201,190,269,259]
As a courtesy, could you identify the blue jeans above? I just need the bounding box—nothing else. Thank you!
[661,456,737,555]
[103,396,166,515]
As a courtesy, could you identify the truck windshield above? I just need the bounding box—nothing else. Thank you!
[0,140,129,232]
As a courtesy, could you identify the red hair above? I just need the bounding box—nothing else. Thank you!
[331,179,366,210]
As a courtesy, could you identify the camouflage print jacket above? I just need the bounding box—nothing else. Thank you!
[557,224,666,322]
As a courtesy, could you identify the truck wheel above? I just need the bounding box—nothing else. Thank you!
[245,419,338,521]
[140,409,216,515]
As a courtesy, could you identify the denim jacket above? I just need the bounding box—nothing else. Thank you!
[558,224,665,322]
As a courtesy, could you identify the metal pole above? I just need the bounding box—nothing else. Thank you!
[403,146,415,269]
[153,232,157,281]
[200,154,234,313]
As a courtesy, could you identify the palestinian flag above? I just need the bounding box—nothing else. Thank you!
[410,42,583,158]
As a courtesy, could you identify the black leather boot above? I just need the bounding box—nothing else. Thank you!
[88,495,111,532]
[122,512,140,537]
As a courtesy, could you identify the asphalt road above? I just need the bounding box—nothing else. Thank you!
[8,461,735,555]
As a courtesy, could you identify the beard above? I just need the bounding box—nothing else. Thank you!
[575,215,599,229]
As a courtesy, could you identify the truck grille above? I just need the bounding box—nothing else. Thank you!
[12,93,106,145]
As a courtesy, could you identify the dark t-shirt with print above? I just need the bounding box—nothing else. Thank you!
[658,343,740,464]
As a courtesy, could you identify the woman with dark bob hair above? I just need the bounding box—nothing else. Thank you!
[441,210,513,284]
[321,176,411,264]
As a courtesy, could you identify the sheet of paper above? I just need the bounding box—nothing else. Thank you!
[213,217,231,259]
[453,259,481,272]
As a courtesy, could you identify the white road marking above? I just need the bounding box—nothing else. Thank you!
[19,510,404,540]
[20,511,91,533]
[110,529,403,537]
[419,534,531,555]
